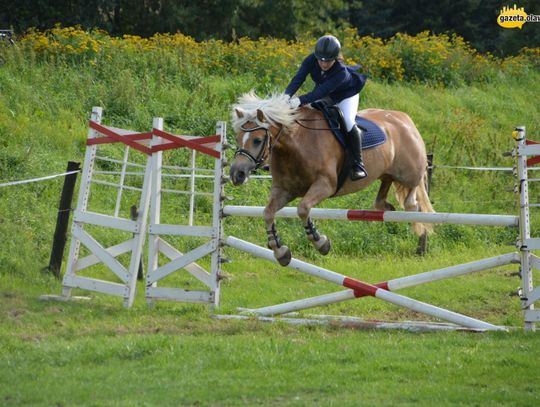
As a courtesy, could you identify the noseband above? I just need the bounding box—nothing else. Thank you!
[234,124,284,170]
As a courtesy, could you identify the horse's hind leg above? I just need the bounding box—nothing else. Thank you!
[298,178,334,256]
[403,186,419,212]
[264,187,295,266]
[403,186,429,235]
[374,176,396,211]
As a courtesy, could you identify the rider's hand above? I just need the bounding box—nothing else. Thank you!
[288,97,301,109]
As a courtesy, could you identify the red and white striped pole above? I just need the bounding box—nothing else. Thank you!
[223,206,518,227]
[241,252,519,317]
[225,236,506,331]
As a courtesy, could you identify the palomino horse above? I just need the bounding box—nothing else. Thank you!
[230,92,434,266]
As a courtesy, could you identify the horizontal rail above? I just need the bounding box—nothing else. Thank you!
[223,206,519,227]
[212,314,487,332]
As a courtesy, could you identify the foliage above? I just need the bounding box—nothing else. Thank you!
[1,0,350,41]
[351,0,540,56]
[3,1,540,56]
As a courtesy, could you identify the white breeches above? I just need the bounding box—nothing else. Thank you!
[336,93,359,131]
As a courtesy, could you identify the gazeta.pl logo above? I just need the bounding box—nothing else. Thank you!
[497,4,540,29]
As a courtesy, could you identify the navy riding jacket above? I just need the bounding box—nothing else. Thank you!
[284,53,367,105]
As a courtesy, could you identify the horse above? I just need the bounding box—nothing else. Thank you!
[229,91,434,266]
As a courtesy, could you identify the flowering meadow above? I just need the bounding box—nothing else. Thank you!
[11,26,540,87]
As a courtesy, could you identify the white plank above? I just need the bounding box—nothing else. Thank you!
[524,309,540,322]
[519,143,540,157]
[524,286,540,307]
[149,224,216,237]
[522,238,540,250]
[73,210,139,233]
[145,287,213,303]
[530,254,540,271]
[63,275,127,297]
[75,239,134,270]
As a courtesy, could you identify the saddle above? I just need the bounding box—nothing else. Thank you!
[310,98,350,144]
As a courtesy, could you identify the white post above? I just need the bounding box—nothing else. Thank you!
[515,126,536,331]
[209,121,227,307]
[62,106,102,298]
[114,146,130,218]
[147,117,164,302]
[124,142,153,307]
[189,149,196,226]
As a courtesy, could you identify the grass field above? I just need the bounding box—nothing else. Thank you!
[2,251,540,406]
[1,30,539,406]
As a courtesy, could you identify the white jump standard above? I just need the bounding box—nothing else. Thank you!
[58,107,154,307]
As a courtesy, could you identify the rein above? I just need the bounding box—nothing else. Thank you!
[295,118,340,131]
[234,124,286,170]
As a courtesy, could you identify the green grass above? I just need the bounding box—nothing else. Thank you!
[2,331,539,406]
[1,42,540,406]
[1,258,539,406]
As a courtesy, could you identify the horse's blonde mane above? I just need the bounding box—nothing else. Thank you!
[231,91,300,133]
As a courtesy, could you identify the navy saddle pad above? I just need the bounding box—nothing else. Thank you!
[333,116,387,150]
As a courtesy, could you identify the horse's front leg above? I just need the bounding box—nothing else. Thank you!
[264,187,294,266]
[374,175,396,211]
[298,178,334,256]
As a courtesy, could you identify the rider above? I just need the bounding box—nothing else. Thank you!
[284,35,368,180]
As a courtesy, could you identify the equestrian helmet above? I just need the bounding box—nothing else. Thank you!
[314,35,341,61]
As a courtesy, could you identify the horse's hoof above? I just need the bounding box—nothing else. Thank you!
[275,246,292,266]
[315,235,331,255]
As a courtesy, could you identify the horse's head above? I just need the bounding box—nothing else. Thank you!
[230,108,274,186]
[229,91,298,186]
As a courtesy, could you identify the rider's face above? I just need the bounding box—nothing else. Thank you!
[318,59,335,71]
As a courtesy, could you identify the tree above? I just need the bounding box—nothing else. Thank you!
[348,0,540,55]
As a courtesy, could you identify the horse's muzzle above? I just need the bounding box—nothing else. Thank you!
[230,167,247,185]
[230,161,253,186]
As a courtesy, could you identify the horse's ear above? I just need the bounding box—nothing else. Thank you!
[235,108,245,119]
[256,109,266,123]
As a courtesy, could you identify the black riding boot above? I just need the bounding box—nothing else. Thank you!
[347,125,368,180]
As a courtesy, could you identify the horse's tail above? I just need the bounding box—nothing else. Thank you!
[394,171,435,236]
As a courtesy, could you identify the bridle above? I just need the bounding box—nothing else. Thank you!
[234,122,285,170]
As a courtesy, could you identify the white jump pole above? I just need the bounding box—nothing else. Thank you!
[223,206,519,227]
[225,236,506,331]
[241,252,520,316]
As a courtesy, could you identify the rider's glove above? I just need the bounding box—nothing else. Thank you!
[288,97,301,109]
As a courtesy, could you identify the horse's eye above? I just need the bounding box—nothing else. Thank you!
[253,138,263,147]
